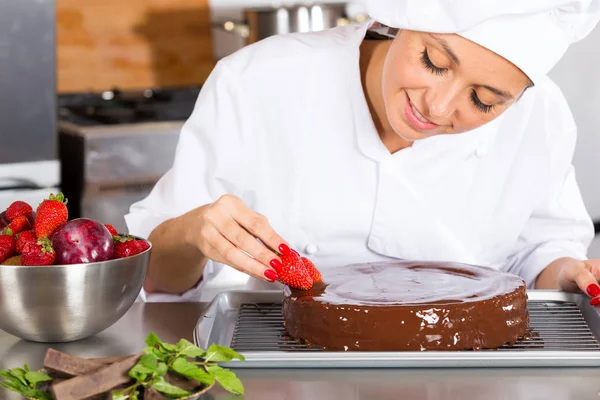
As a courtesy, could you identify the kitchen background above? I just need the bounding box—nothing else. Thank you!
[0,0,598,257]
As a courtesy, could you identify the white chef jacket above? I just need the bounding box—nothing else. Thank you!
[124,21,594,303]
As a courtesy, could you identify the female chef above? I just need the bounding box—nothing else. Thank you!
[125,0,600,303]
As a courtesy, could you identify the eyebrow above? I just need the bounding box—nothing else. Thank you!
[429,34,461,66]
[482,85,514,100]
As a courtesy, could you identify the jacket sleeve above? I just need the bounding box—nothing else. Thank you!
[124,59,249,240]
[501,163,594,288]
[124,59,251,301]
[501,81,594,288]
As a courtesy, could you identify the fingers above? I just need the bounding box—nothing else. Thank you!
[206,230,277,282]
[230,203,289,255]
[197,194,288,282]
[565,259,600,305]
[220,218,282,271]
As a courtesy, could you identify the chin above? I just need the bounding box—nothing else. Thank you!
[391,121,440,141]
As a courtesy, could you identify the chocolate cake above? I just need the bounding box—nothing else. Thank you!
[282,261,529,351]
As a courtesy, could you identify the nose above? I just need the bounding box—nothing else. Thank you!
[425,82,459,119]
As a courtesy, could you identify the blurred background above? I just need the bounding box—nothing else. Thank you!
[0,0,598,257]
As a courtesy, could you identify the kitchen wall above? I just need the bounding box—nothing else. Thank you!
[548,30,600,223]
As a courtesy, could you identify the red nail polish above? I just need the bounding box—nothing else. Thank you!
[587,283,600,297]
[291,249,300,256]
[264,269,278,282]
[270,259,283,272]
[278,243,291,255]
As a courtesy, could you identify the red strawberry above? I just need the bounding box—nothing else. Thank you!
[300,256,322,282]
[6,201,33,222]
[104,224,118,237]
[6,215,31,235]
[276,250,313,290]
[16,230,37,254]
[114,236,150,258]
[34,192,68,238]
[21,238,55,266]
[0,229,16,263]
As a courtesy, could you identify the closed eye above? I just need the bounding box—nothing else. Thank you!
[470,90,493,113]
[420,49,447,76]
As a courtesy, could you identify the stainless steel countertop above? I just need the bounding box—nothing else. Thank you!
[1,303,600,400]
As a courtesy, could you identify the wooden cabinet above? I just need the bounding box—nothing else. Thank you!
[57,0,215,93]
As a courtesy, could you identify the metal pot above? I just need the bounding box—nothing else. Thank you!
[215,3,367,44]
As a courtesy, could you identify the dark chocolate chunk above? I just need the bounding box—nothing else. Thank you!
[89,355,136,365]
[44,349,106,377]
[51,354,140,400]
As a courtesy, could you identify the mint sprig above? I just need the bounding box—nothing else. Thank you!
[0,333,245,399]
[0,365,52,400]
[114,333,245,399]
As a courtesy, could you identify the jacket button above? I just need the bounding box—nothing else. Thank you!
[475,146,488,157]
[305,244,319,255]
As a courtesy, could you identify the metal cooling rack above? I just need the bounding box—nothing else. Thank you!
[194,290,600,368]
[229,301,600,352]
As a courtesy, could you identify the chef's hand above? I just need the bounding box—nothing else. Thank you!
[550,257,600,304]
[186,194,288,283]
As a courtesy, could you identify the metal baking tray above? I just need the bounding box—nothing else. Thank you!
[193,290,600,368]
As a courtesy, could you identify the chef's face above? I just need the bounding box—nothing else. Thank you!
[382,30,532,141]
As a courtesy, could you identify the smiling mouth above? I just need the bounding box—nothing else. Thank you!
[404,93,439,131]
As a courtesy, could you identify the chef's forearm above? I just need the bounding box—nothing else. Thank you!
[534,258,570,289]
[145,213,208,294]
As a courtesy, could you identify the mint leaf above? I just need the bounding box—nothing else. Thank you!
[206,365,244,395]
[112,391,129,400]
[172,358,214,386]
[145,333,177,353]
[175,339,206,358]
[156,362,168,377]
[139,354,159,371]
[205,344,245,363]
[25,371,52,386]
[23,388,52,400]
[0,380,26,392]
[143,346,169,363]
[128,362,154,381]
[9,368,27,386]
[152,376,190,397]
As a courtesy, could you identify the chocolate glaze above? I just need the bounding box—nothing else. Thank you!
[282,261,529,351]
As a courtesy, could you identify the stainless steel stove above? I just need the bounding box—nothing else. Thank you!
[58,86,201,233]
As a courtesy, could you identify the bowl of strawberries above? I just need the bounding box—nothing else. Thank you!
[0,192,151,343]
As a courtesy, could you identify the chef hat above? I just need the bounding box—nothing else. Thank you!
[365,0,600,83]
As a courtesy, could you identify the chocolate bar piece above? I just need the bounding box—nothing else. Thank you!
[44,349,106,377]
[51,354,140,400]
[88,355,136,365]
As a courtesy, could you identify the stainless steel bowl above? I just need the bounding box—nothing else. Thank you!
[0,241,150,343]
